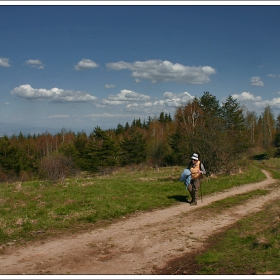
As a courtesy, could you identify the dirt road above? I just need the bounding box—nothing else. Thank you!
[0,170,279,275]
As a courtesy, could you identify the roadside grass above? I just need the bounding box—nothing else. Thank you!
[254,158,280,180]
[192,158,280,275]
[0,164,267,247]
[199,189,271,217]
[195,197,280,275]
[200,165,267,197]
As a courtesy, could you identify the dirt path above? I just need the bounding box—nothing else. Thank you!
[0,170,279,275]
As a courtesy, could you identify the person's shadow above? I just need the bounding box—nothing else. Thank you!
[167,195,190,203]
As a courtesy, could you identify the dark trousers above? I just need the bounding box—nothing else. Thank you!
[188,179,200,202]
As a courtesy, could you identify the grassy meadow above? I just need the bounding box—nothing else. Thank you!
[1,158,280,275]
[194,196,280,275]
[0,163,267,248]
[187,158,280,275]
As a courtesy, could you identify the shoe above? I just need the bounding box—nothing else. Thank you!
[190,201,197,206]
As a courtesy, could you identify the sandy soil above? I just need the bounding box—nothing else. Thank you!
[0,170,279,275]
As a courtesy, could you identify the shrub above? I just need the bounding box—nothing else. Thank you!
[39,154,77,183]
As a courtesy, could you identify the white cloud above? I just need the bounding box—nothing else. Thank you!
[162,91,195,107]
[47,115,70,119]
[75,59,99,70]
[125,91,195,114]
[99,89,194,116]
[125,103,140,112]
[102,89,150,105]
[255,98,280,109]
[84,112,135,120]
[232,92,262,102]
[25,59,44,69]
[267,73,280,78]
[11,84,97,103]
[0,57,10,67]
[230,92,280,114]
[3,102,10,106]
[105,84,116,88]
[106,59,216,84]
[251,76,264,87]
[106,61,131,70]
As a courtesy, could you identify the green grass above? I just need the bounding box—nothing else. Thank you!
[0,163,269,246]
[200,164,267,196]
[189,158,280,275]
[200,189,270,216]
[195,198,280,275]
[254,158,280,180]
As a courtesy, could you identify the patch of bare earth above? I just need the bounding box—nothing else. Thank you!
[0,170,279,275]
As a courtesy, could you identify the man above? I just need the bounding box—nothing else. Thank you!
[187,153,206,206]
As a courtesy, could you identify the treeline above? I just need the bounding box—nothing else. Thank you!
[1,92,280,182]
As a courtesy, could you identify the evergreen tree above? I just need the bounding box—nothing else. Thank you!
[73,132,88,170]
[199,91,221,117]
[0,137,20,177]
[115,123,125,135]
[124,122,130,131]
[84,127,118,171]
[221,95,245,131]
[275,114,280,148]
[120,129,146,165]
[261,105,276,149]
[158,111,165,123]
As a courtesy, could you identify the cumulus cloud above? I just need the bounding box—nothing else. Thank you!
[144,91,194,109]
[162,91,195,107]
[251,76,264,87]
[232,92,262,102]
[25,59,44,69]
[11,84,97,103]
[75,59,99,70]
[102,89,150,105]
[125,103,145,112]
[254,98,280,109]
[229,92,280,113]
[0,57,10,67]
[106,59,216,84]
[122,91,194,114]
[105,84,116,88]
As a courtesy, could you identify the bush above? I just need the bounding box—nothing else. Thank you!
[39,154,77,183]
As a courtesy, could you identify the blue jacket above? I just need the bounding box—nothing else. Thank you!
[179,168,192,189]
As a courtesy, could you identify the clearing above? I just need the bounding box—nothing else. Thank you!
[0,170,279,275]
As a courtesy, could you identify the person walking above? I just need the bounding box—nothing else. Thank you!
[187,153,206,206]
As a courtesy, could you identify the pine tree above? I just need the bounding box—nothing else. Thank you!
[120,129,146,165]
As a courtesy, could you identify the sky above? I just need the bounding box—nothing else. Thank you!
[1,3,280,136]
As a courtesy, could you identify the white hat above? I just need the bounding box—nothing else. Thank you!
[191,153,199,160]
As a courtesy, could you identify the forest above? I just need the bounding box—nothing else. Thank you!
[1,91,280,183]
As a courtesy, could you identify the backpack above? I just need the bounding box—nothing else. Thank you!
[179,168,192,189]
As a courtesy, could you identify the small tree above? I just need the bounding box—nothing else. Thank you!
[120,129,146,166]
[261,105,276,149]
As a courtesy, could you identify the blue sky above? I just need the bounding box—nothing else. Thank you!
[1,3,280,136]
